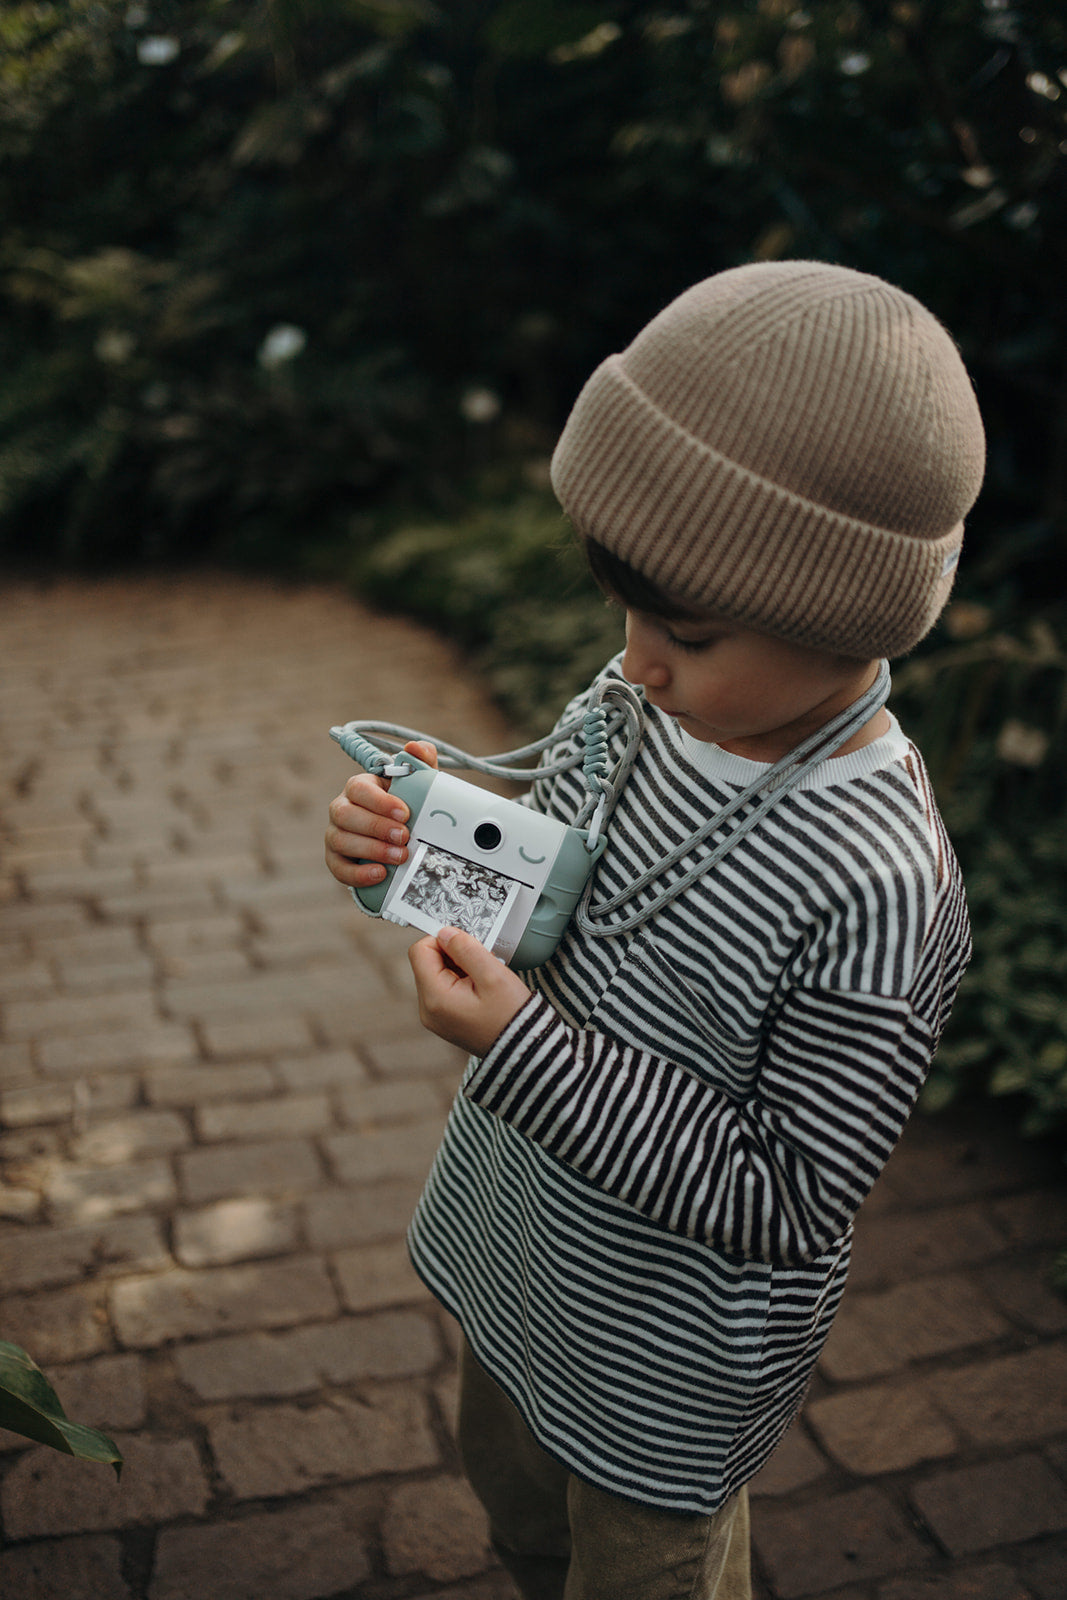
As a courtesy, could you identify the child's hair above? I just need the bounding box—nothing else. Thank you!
[553,261,986,662]
[584,539,870,665]
[584,539,695,622]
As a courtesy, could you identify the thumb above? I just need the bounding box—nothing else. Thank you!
[435,925,501,978]
[404,739,439,770]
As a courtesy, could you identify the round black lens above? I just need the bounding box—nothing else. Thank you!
[474,822,502,851]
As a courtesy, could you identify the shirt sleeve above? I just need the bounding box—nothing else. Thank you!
[461,980,937,1265]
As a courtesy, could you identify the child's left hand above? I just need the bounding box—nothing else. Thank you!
[408,926,533,1057]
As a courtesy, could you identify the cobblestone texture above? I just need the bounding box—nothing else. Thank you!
[1,577,1065,1599]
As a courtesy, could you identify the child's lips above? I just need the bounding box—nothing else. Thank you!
[649,697,683,719]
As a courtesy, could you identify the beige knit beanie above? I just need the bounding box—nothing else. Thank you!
[551,260,986,659]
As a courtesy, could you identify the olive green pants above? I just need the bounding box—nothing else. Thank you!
[458,1340,751,1600]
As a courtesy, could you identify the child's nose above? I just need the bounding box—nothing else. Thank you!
[622,617,670,690]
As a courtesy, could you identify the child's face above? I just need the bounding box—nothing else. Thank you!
[621,606,882,763]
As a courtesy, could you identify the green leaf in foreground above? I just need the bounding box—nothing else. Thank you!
[0,1341,123,1478]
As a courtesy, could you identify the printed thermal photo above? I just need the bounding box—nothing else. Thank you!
[393,842,521,948]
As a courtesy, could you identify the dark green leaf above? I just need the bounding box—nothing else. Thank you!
[0,1342,123,1478]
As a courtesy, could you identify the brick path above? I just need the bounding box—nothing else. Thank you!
[1,575,1065,1600]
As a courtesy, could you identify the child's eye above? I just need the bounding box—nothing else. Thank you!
[667,631,717,654]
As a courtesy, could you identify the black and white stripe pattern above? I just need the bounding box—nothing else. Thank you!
[408,657,970,1514]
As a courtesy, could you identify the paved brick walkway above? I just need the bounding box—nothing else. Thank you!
[1,575,1065,1600]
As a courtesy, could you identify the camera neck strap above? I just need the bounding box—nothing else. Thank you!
[330,678,645,849]
[331,659,891,936]
[575,658,892,937]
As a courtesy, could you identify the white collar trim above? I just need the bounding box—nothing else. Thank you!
[671,711,911,789]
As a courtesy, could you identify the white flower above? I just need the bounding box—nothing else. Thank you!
[137,36,180,65]
[552,23,622,64]
[839,51,872,76]
[1027,71,1060,100]
[95,329,136,364]
[258,324,307,369]
[645,17,693,43]
[459,387,501,424]
[996,719,1048,768]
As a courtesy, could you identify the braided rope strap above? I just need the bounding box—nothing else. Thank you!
[329,679,644,851]
[328,726,414,779]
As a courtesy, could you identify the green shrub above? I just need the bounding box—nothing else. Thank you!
[351,489,622,730]
[1,1,1065,594]
[893,607,1067,1138]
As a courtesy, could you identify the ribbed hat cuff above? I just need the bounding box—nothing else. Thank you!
[551,357,962,660]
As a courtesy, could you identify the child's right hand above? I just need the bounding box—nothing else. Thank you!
[325,740,438,890]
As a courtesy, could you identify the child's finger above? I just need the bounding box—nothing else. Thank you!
[403,740,439,769]
[408,934,453,992]
[434,926,502,982]
[343,773,409,820]
[326,801,408,855]
[329,855,392,889]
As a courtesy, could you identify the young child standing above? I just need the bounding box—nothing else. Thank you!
[325,261,985,1600]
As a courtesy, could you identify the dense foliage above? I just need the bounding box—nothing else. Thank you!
[1,0,1064,581]
[2,0,1066,1137]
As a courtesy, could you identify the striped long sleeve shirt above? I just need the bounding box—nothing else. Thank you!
[407,656,971,1514]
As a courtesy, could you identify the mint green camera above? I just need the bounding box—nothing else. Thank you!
[353,750,605,970]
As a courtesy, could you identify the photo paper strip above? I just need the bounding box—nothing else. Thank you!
[388,841,523,955]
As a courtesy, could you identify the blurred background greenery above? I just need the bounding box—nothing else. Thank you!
[2,0,1066,1139]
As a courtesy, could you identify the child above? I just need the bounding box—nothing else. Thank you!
[324,261,985,1599]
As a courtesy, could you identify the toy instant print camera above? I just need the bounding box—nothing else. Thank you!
[352,751,606,970]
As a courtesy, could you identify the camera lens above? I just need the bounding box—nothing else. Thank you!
[474,821,503,851]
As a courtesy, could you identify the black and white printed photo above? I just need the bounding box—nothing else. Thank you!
[394,842,520,948]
